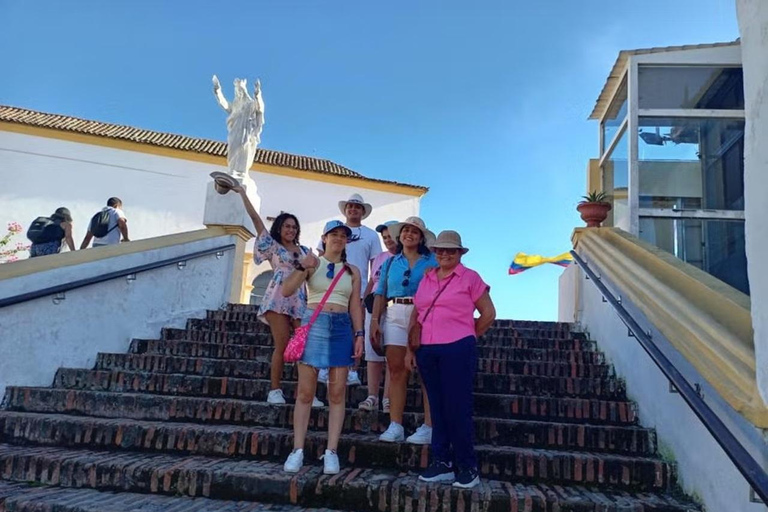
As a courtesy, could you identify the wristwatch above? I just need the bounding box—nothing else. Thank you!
[354,330,365,338]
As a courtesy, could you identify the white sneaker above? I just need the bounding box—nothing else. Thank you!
[284,449,304,473]
[321,449,340,474]
[317,368,329,384]
[347,370,361,386]
[312,396,324,408]
[267,389,286,405]
[406,424,432,445]
[379,422,405,443]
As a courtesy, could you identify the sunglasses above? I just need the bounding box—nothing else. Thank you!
[434,248,459,255]
[402,268,411,287]
[292,251,300,268]
[327,262,336,279]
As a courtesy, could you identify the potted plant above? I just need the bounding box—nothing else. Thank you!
[577,191,611,228]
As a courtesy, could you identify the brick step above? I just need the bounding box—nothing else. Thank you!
[153,334,604,364]
[187,318,577,342]
[164,326,595,351]
[0,409,656,459]
[160,332,604,364]
[55,367,626,403]
[207,310,574,333]
[131,340,612,378]
[0,481,344,512]
[0,444,695,510]
[220,307,574,331]
[93,354,625,398]
[3,387,638,427]
[0,413,670,490]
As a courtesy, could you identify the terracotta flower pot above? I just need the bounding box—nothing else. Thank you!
[577,201,612,228]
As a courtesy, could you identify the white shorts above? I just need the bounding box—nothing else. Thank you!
[364,311,386,362]
[382,303,414,348]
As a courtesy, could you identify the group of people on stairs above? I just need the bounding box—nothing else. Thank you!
[233,186,496,489]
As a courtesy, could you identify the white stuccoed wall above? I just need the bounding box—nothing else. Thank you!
[0,233,238,400]
[559,263,768,511]
[736,0,768,406]
[0,131,421,265]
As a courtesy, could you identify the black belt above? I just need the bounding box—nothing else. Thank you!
[389,297,414,305]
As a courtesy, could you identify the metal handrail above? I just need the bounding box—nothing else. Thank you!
[0,244,236,309]
[571,249,768,504]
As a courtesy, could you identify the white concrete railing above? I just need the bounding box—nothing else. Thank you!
[0,228,240,400]
[560,228,768,512]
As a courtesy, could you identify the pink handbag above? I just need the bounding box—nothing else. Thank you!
[284,266,350,363]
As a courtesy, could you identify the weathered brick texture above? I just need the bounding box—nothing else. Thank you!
[0,308,700,511]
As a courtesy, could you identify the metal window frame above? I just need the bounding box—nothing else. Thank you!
[627,58,746,236]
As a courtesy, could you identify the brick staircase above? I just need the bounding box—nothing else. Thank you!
[0,304,700,511]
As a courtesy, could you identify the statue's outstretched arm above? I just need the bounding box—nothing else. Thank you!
[212,75,231,113]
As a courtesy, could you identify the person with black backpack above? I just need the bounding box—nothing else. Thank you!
[80,197,129,249]
[27,207,76,258]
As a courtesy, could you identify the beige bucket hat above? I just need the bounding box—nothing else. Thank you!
[389,216,436,246]
[429,230,469,254]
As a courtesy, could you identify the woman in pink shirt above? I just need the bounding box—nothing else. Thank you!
[409,230,496,489]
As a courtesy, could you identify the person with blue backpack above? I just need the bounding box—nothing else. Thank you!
[27,207,76,257]
[80,197,129,249]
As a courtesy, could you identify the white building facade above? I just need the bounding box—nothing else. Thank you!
[0,105,427,299]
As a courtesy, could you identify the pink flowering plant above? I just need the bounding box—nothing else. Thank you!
[0,222,29,263]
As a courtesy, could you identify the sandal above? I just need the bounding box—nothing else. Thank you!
[382,397,391,413]
[358,395,379,411]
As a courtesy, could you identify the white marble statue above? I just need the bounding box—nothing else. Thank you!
[212,75,265,179]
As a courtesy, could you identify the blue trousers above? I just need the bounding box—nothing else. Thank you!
[415,335,478,470]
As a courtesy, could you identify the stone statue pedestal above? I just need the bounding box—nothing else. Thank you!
[203,175,260,237]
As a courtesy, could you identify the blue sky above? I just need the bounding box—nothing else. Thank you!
[0,1,740,320]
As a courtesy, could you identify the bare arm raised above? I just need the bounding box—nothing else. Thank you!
[232,185,266,236]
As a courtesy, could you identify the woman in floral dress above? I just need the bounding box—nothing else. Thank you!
[234,186,321,406]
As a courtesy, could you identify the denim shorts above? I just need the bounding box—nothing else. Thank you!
[299,309,354,368]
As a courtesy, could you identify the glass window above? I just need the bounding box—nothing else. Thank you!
[602,129,628,230]
[602,76,628,154]
[639,218,748,294]
[638,66,744,110]
[638,117,744,210]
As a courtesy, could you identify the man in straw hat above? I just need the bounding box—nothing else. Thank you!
[318,193,383,387]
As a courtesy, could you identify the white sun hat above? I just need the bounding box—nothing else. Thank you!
[338,193,373,220]
[389,216,436,247]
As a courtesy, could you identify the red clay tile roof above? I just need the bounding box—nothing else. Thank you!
[0,105,427,193]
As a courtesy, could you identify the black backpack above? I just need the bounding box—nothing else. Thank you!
[27,217,64,244]
[89,209,118,238]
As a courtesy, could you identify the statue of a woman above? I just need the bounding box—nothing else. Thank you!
[212,75,265,179]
